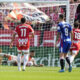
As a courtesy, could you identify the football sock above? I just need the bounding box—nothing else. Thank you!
[17,54,21,70]
[66,57,71,67]
[23,54,29,70]
[60,59,65,70]
[70,56,74,63]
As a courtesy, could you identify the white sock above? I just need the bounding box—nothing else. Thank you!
[17,54,21,71]
[70,56,75,63]
[23,54,29,70]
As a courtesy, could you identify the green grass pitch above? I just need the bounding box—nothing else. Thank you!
[0,66,80,80]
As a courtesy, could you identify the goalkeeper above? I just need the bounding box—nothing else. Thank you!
[0,49,43,67]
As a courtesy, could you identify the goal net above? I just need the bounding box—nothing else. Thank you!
[0,0,79,68]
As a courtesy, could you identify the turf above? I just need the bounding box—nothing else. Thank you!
[0,66,80,80]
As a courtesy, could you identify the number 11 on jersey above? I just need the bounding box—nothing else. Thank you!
[21,29,26,37]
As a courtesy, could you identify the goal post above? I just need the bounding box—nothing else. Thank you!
[0,0,71,67]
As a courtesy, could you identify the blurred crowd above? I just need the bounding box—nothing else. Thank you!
[70,0,80,3]
[75,4,80,27]
[0,2,80,31]
[0,5,65,31]
[0,9,15,29]
[33,6,65,31]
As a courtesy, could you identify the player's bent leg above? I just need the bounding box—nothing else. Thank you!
[65,57,71,67]
[68,50,78,72]
[68,65,72,72]
[70,50,78,63]
[64,54,72,72]
[66,57,72,72]
[65,54,69,71]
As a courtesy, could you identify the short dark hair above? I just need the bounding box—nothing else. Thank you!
[74,22,79,28]
[30,50,35,53]
[21,17,26,24]
[59,14,64,20]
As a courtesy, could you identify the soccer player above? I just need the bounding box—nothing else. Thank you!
[10,17,34,71]
[0,49,43,67]
[70,22,80,64]
[21,50,44,67]
[57,14,73,72]
[0,48,17,65]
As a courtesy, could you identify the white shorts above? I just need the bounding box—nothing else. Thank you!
[72,50,78,55]
[17,49,29,53]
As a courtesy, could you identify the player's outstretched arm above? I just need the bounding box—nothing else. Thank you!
[55,32,60,48]
[29,25,34,38]
[10,33,16,48]
[33,64,44,67]
[32,59,44,67]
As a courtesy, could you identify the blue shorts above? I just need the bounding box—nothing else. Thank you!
[59,40,71,53]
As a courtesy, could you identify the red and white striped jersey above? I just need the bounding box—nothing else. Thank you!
[72,28,80,42]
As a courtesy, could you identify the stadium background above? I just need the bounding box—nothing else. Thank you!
[0,1,80,67]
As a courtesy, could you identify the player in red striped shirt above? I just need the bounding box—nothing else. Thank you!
[70,22,80,63]
[10,18,34,71]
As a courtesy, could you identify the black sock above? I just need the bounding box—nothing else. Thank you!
[66,57,71,67]
[60,59,65,70]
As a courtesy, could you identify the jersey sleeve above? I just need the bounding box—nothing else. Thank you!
[28,25,34,33]
[57,24,61,32]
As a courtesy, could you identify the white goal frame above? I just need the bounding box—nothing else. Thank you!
[0,0,70,23]
[0,0,70,67]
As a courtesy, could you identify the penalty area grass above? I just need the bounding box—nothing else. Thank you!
[0,66,80,80]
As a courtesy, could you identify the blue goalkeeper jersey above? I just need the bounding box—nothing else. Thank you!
[57,21,72,42]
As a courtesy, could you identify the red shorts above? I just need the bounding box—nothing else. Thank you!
[70,43,79,51]
[70,42,80,54]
